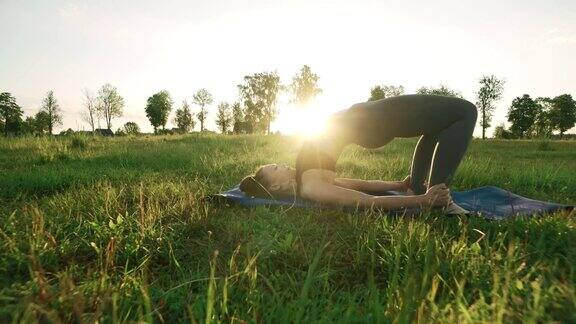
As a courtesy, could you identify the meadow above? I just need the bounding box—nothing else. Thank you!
[0,134,575,323]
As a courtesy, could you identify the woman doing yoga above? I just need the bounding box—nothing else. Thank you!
[240,94,478,213]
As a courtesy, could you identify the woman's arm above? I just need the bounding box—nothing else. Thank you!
[300,180,449,210]
[334,176,410,192]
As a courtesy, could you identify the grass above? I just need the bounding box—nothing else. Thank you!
[0,133,575,323]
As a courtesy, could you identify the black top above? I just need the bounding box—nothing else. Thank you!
[295,141,337,195]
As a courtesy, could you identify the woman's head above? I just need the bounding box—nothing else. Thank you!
[240,164,296,199]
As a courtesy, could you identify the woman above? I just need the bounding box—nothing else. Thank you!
[240,94,478,213]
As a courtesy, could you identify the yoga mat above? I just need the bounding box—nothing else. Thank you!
[213,185,573,220]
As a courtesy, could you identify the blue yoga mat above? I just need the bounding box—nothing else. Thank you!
[215,185,573,220]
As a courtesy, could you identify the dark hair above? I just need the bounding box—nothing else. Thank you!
[239,177,271,198]
[240,166,296,199]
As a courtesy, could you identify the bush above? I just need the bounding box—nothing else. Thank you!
[60,128,75,136]
[156,128,180,135]
[123,122,140,135]
[69,136,88,150]
[493,124,514,139]
[537,139,554,151]
[116,128,126,136]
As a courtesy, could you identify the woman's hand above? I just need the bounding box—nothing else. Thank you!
[401,175,410,190]
[402,175,417,195]
[401,175,415,192]
[424,183,450,207]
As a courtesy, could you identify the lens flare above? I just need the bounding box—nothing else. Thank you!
[271,106,329,138]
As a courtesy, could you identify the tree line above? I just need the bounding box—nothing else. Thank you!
[368,76,575,139]
[0,83,124,136]
[0,65,322,136]
[493,94,576,139]
[1,69,575,138]
[143,65,322,135]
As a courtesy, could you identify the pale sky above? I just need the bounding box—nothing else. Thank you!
[1,0,575,136]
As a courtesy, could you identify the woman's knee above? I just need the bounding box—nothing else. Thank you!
[460,100,478,122]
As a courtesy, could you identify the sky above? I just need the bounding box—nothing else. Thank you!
[1,0,575,136]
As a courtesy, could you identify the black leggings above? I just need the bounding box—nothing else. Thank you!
[334,95,478,194]
[406,98,477,194]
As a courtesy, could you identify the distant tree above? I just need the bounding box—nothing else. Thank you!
[416,85,462,98]
[174,100,195,133]
[193,89,213,131]
[215,102,232,134]
[0,92,24,136]
[21,116,36,135]
[40,90,63,134]
[115,127,126,136]
[238,71,283,134]
[475,75,504,139]
[531,97,553,138]
[369,86,385,101]
[231,102,244,134]
[548,94,576,138]
[82,88,98,132]
[508,94,539,138]
[145,90,173,133]
[19,111,49,136]
[60,128,75,136]
[123,122,140,135]
[34,111,51,134]
[290,65,322,107]
[368,85,404,101]
[493,123,514,139]
[97,83,124,130]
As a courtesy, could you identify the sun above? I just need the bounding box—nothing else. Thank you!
[271,106,330,138]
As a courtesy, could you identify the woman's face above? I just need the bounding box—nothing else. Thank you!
[259,164,295,188]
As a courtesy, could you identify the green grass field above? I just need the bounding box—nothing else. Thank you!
[1,134,575,323]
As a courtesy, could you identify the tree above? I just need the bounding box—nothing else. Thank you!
[548,94,576,138]
[40,90,63,134]
[193,89,213,131]
[531,97,553,138]
[145,90,173,133]
[0,92,24,136]
[123,122,140,135]
[21,116,36,135]
[60,128,75,136]
[97,83,124,130]
[475,75,504,139]
[493,123,514,139]
[238,71,282,134]
[416,85,462,98]
[290,65,322,107]
[215,102,232,134]
[82,88,98,132]
[368,85,404,101]
[231,102,244,134]
[508,94,539,138]
[34,111,51,134]
[174,100,194,133]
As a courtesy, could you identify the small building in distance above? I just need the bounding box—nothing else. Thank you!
[74,129,114,136]
[94,128,114,136]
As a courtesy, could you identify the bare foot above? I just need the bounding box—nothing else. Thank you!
[444,200,470,215]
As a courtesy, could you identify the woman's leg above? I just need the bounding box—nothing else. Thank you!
[348,95,477,193]
[427,104,477,188]
[409,100,477,194]
[410,133,438,194]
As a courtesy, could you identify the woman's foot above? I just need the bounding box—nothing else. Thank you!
[444,200,470,215]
